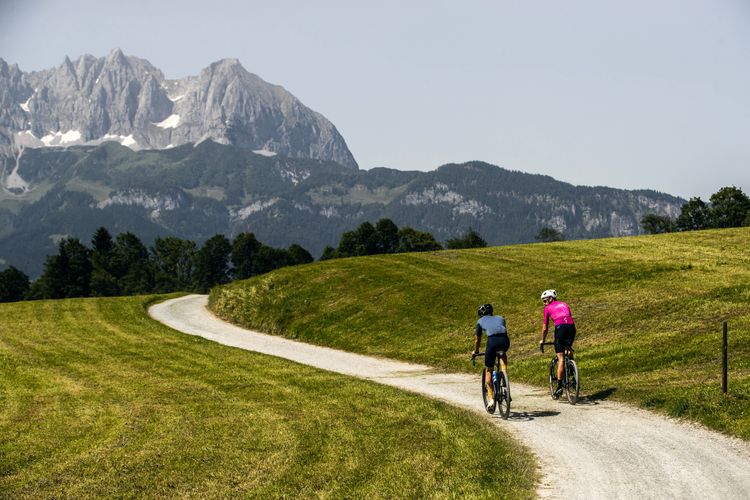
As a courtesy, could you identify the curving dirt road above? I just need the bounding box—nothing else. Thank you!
[150,295,750,499]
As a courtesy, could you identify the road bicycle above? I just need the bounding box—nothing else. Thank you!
[541,342,579,405]
[472,351,511,419]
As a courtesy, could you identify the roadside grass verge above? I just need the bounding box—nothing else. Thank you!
[210,227,750,439]
[0,296,537,498]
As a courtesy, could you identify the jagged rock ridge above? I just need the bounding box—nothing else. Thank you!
[0,48,358,169]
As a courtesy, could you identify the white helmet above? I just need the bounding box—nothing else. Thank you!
[540,289,557,301]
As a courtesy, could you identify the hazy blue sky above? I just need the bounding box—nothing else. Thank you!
[2,0,749,199]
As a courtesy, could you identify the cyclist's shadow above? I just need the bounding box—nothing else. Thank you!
[501,388,618,420]
[506,410,560,421]
[574,387,618,406]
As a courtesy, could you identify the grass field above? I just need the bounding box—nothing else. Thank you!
[0,296,537,498]
[210,227,750,439]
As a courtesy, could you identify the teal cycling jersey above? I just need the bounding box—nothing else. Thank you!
[476,315,507,337]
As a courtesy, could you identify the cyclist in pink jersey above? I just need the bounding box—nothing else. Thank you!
[538,289,576,399]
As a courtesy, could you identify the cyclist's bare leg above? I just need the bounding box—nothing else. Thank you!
[499,353,508,373]
[556,352,565,380]
[485,366,494,397]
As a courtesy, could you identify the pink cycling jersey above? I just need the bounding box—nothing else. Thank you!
[543,300,575,326]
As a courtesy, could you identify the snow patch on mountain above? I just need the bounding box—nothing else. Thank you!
[100,134,138,148]
[41,130,83,146]
[253,149,277,157]
[155,114,180,129]
[19,97,31,113]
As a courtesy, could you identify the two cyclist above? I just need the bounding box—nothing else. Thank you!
[538,289,576,399]
[471,289,576,404]
[470,303,510,411]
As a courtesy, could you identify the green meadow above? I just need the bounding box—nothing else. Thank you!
[211,228,750,438]
[0,297,536,498]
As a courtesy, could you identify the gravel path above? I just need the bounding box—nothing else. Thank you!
[150,295,750,499]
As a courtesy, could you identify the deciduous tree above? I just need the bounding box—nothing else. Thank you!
[0,266,30,302]
[446,228,488,249]
[374,218,399,254]
[396,227,442,253]
[640,214,675,234]
[676,198,711,231]
[535,226,565,242]
[710,186,750,228]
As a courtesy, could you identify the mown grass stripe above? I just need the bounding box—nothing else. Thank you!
[0,296,536,498]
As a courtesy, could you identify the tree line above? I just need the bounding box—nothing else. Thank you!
[0,220,488,302]
[0,228,313,302]
[319,219,486,259]
[641,186,750,234]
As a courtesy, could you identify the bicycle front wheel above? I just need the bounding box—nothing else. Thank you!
[565,359,580,405]
[497,371,511,419]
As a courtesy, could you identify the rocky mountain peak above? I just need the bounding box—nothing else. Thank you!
[105,47,127,64]
[1,49,358,169]
[208,58,243,72]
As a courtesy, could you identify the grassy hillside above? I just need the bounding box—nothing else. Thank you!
[0,296,536,498]
[210,228,750,438]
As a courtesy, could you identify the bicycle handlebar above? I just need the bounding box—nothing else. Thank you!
[539,342,574,354]
[539,341,554,354]
[471,352,485,366]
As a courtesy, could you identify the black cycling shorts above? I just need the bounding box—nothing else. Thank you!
[485,334,510,368]
[554,324,576,354]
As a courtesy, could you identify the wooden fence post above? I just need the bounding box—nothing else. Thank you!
[722,321,728,394]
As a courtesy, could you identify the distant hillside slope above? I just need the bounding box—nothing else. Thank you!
[0,140,682,276]
[210,227,750,439]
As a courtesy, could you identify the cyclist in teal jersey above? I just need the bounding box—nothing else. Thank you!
[471,303,511,410]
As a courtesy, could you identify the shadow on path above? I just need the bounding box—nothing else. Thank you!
[570,387,618,406]
[507,410,561,421]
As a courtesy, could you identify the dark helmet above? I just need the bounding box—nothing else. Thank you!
[477,303,493,317]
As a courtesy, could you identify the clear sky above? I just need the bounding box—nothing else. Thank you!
[2,0,749,200]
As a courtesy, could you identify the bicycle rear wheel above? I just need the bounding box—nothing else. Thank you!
[481,368,495,414]
[497,371,511,419]
[565,359,579,405]
[548,357,558,399]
